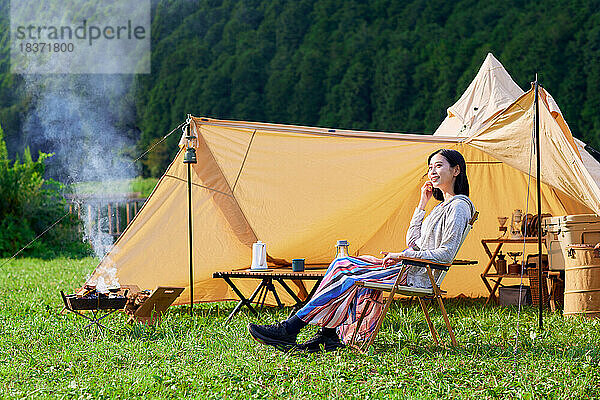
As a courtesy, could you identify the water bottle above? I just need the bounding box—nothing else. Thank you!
[335,240,349,258]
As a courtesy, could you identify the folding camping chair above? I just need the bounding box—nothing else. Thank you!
[349,209,478,352]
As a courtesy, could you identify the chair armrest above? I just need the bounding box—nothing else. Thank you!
[452,259,478,266]
[398,256,451,271]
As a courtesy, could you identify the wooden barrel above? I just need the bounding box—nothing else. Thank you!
[564,245,600,318]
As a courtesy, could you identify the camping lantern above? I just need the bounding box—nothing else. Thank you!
[510,209,524,239]
[183,125,197,164]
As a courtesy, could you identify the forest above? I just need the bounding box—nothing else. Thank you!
[1,0,600,176]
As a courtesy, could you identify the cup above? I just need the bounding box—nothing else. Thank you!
[497,216,508,227]
[495,258,507,275]
[292,258,305,272]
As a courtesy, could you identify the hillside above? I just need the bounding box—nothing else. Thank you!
[2,0,600,176]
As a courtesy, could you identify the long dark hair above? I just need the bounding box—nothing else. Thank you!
[428,149,469,201]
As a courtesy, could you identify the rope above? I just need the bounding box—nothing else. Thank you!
[130,122,185,166]
[0,210,72,269]
[512,108,537,377]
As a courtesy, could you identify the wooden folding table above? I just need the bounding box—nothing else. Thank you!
[213,268,326,323]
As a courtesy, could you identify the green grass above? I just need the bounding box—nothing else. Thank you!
[1,258,599,399]
[70,178,159,198]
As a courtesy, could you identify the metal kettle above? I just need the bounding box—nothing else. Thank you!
[251,241,268,270]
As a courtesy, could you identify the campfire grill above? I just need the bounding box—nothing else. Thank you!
[60,290,128,333]
[62,293,127,310]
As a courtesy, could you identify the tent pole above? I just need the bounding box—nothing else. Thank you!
[534,75,543,331]
[183,119,198,319]
[187,162,194,318]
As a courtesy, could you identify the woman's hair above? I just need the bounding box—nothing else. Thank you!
[427,149,469,201]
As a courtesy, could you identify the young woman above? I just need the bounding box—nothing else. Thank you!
[249,149,475,352]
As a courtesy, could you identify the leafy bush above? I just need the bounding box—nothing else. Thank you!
[0,124,91,258]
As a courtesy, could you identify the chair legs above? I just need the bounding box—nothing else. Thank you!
[349,297,376,352]
[349,271,403,353]
[417,297,439,346]
[350,265,458,352]
[425,265,457,347]
[435,296,457,346]
[349,297,376,350]
[362,283,397,352]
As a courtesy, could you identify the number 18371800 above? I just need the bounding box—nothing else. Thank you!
[19,42,74,53]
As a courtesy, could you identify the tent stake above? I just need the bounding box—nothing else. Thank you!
[534,74,543,331]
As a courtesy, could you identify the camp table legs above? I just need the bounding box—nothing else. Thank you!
[222,277,287,323]
[273,277,323,314]
[255,279,285,310]
[223,276,261,323]
[273,278,302,305]
[485,277,503,305]
[217,271,326,323]
[546,271,563,312]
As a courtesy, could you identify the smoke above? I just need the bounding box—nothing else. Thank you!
[91,256,120,292]
[11,0,150,259]
[22,74,138,258]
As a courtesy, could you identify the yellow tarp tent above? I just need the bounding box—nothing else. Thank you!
[92,58,600,306]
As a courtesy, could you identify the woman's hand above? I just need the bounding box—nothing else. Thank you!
[381,251,402,267]
[418,181,433,210]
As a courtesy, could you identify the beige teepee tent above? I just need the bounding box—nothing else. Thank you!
[91,56,600,305]
[436,53,600,187]
[434,53,524,137]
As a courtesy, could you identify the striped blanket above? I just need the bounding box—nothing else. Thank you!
[296,255,407,344]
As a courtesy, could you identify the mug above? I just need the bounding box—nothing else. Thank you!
[292,258,305,272]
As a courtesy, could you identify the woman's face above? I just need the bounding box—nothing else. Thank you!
[428,153,459,194]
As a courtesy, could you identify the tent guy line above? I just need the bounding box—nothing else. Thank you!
[0,210,72,269]
[131,121,186,166]
[464,161,503,165]
[0,121,189,268]
[513,110,537,375]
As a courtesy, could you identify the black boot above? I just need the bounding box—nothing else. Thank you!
[248,321,302,352]
[248,322,297,351]
[297,327,345,353]
[248,315,307,352]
